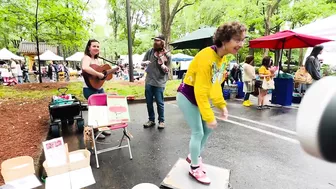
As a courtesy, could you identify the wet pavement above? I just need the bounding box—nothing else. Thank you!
[60,99,336,189]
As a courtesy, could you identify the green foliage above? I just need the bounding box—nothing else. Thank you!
[0,80,181,101]
[0,0,90,55]
[4,0,335,60]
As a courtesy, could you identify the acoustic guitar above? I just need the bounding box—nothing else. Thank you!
[82,64,119,90]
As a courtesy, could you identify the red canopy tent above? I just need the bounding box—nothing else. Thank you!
[248,30,333,106]
[249,30,333,49]
[249,30,333,75]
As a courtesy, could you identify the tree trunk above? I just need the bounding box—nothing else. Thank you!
[35,0,42,83]
[159,0,194,80]
[159,0,193,46]
[287,49,292,71]
[264,16,271,57]
[263,0,281,57]
[159,0,170,44]
[113,12,119,41]
[248,25,255,56]
[299,48,304,66]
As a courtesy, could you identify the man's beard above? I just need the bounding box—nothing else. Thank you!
[153,43,164,51]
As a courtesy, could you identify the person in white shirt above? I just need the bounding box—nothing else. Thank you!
[242,55,256,107]
[16,62,23,83]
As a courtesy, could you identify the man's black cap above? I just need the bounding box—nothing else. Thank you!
[152,34,165,41]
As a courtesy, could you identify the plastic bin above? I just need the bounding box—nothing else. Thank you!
[223,89,230,100]
[236,82,245,99]
[271,78,294,106]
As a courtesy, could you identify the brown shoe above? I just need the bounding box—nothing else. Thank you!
[143,120,155,128]
[158,122,165,129]
[102,130,111,135]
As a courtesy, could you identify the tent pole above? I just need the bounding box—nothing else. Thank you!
[278,39,286,78]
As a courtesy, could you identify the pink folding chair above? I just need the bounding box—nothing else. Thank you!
[88,93,133,168]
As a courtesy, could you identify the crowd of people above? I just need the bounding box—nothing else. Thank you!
[0,59,83,85]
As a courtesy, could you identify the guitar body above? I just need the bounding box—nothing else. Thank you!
[82,64,114,90]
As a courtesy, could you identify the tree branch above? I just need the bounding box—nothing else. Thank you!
[169,1,195,27]
[175,2,194,14]
[38,13,67,26]
[270,0,281,15]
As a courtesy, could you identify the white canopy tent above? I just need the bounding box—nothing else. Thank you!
[0,48,24,60]
[34,50,64,61]
[119,54,145,68]
[293,15,336,66]
[66,52,84,61]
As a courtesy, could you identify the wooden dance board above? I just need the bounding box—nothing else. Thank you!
[161,158,231,189]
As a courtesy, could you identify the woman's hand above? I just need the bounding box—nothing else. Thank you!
[219,107,229,120]
[207,120,217,129]
[97,72,105,79]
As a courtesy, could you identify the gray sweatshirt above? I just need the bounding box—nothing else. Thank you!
[305,56,321,80]
[143,48,171,87]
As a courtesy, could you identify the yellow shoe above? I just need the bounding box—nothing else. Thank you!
[243,101,250,107]
[247,100,253,106]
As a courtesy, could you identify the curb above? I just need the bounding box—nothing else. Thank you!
[127,96,176,104]
[80,96,177,111]
[232,98,299,109]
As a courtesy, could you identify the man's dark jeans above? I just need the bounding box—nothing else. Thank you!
[145,84,165,123]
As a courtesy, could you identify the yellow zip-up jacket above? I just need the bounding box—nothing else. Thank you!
[182,47,227,123]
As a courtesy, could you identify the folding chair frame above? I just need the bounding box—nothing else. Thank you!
[91,125,133,168]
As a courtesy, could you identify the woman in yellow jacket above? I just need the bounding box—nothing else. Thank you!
[176,22,246,184]
[257,56,274,110]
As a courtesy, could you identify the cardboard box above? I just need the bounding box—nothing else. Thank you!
[1,156,41,188]
[1,156,35,182]
[42,141,95,189]
[43,149,91,177]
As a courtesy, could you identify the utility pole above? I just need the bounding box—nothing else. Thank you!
[126,0,134,82]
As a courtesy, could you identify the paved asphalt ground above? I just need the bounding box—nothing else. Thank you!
[62,100,336,189]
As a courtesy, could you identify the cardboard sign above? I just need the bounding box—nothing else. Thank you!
[106,95,130,124]
[42,137,67,167]
[88,95,130,128]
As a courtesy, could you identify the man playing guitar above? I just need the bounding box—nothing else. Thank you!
[81,39,119,139]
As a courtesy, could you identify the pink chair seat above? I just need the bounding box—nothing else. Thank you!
[88,93,107,106]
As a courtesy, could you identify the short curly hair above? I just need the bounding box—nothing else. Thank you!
[213,21,247,47]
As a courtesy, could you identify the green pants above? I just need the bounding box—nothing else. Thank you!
[177,92,213,165]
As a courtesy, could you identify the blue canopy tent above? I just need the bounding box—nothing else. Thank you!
[171,53,194,62]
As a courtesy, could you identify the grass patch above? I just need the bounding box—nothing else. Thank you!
[0,80,181,101]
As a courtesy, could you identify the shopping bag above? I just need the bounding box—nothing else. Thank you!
[244,80,255,93]
[294,66,313,84]
[262,77,275,90]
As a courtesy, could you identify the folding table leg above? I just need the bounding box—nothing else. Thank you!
[91,127,99,168]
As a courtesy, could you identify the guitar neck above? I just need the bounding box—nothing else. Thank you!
[105,67,119,75]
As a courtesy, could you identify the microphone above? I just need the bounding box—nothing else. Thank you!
[296,76,336,162]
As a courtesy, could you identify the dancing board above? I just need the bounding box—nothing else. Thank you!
[161,158,231,189]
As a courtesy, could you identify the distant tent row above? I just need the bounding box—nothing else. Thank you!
[0,48,85,62]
